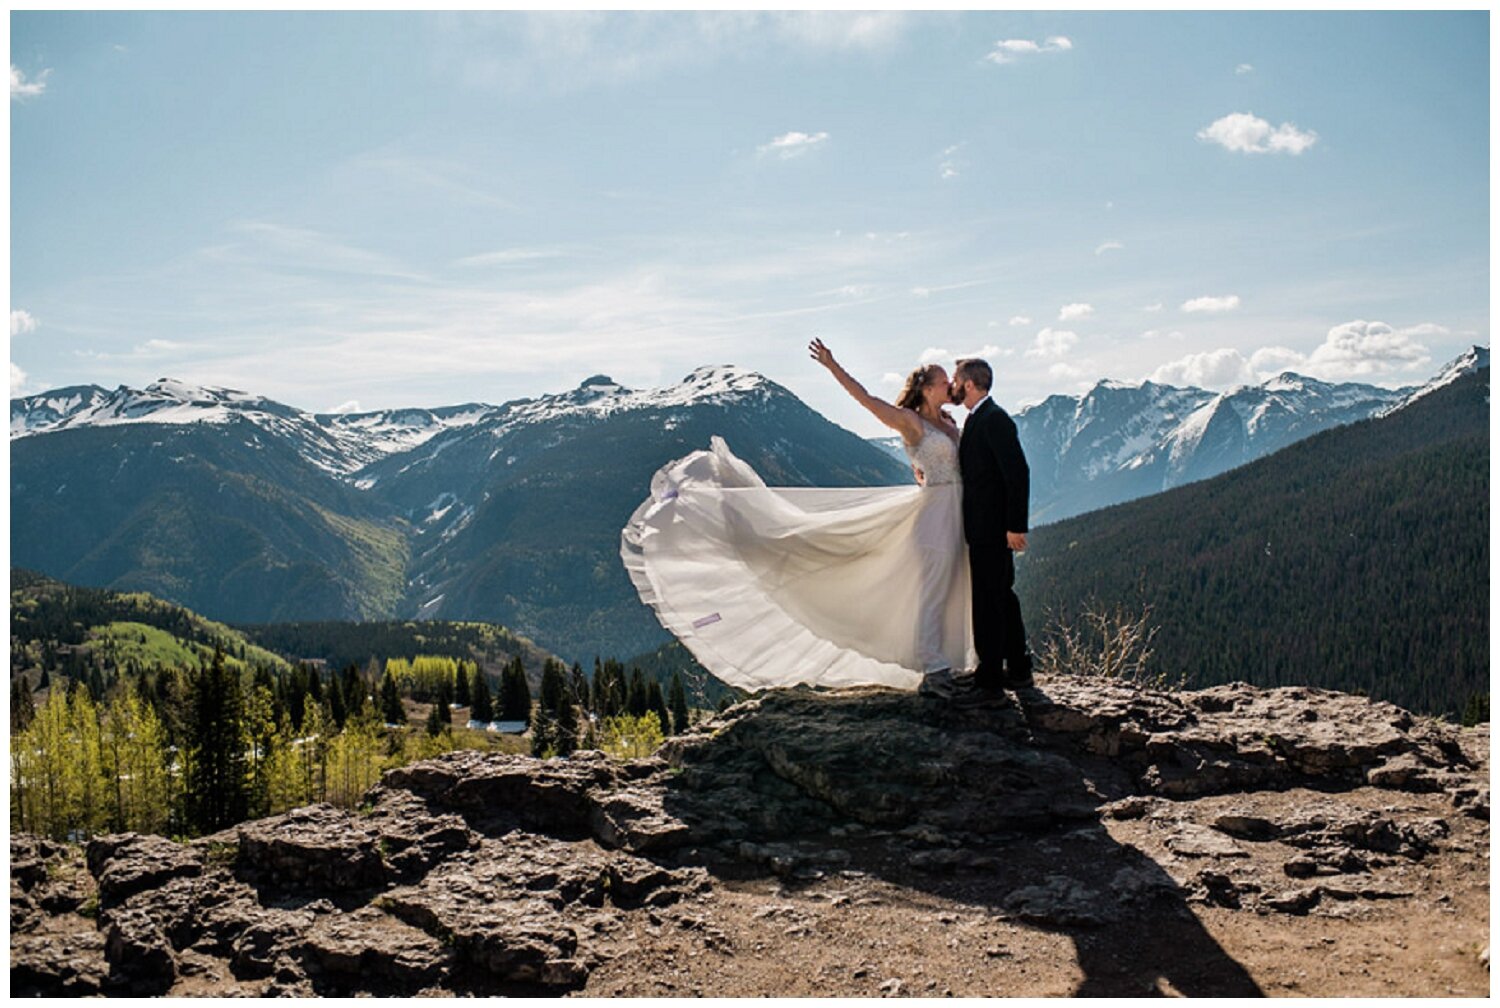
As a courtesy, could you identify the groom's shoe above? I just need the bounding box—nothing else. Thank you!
[998,655,1036,689]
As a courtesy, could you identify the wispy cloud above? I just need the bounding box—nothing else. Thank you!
[1058,302,1094,321]
[1197,112,1318,155]
[451,248,566,268]
[1026,327,1079,358]
[939,142,965,179]
[11,309,39,336]
[329,399,362,414]
[1181,294,1241,314]
[11,362,30,395]
[1008,315,1032,327]
[1143,302,1164,312]
[758,131,830,159]
[984,35,1073,65]
[11,65,50,100]
[444,12,913,94]
[1235,63,1254,75]
[1094,241,1124,256]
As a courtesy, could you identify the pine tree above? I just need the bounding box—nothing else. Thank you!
[328,672,348,730]
[529,712,553,757]
[424,700,447,737]
[627,668,648,717]
[185,647,249,834]
[668,672,691,735]
[434,678,454,725]
[570,663,590,717]
[11,675,35,732]
[647,681,670,739]
[380,670,405,725]
[500,658,532,726]
[453,662,471,709]
[540,659,577,756]
[470,667,494,723]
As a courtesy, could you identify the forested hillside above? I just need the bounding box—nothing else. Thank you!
[1017,368,1489,719]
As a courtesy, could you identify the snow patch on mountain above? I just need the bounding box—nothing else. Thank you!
[1377,346,1490,416]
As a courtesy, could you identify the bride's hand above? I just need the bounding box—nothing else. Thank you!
[808,337,836,370]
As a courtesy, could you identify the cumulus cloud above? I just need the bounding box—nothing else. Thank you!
[11,65,49,99]
[11,361,29,395]
[984,35,1072,64]
[1181,294,1241,314]
[1302,320,1434,378]
[11,309,38,336]
[1058,302,1094,322]
[1027,328,1079,358]
[1197,112,1318,155]
[1235,63,1254,75]
[1094,241,1124,256]
[329,399,362,414]
[1149,348,1257,389]
[758,130,829,159]
[1008,315,1031,327]
[1145,320,1439,391]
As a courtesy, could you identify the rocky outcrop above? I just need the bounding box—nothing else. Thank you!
[10,675,1489,996]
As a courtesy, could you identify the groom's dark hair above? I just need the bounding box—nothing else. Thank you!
[954,358,992,391]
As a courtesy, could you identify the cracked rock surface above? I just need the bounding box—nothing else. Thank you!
[11,676,1489,996]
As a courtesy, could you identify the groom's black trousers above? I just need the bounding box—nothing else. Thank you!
[968,542,1030,680]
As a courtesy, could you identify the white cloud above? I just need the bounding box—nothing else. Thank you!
[138,339,185,353]
[1143,302,1164,312]
[758,130,829,159]
[918,347,950,365]
[1181,294,1241,314]
[1027,328,1079,358]
[1235,63,1254,75]
[1149,348,1256,389]
[1058,302,1094,321]
[939,142,964,179]
[984,35,1072,65]
[11,361,29,395]
[11,65,49,100]
[826,284,872,298]
[911,287,931,298]
[1247,346,1305,375]
[1302,320,1434,379]
[1197,112,1318,155]
[1048,361,1084,380]
[1094,241,1124,256]
[11,309,38,336]
[1146,320,1439,390]
[769,11,911,52]
[1138,329,1184,341]
[329,399,363,414]
[881,372,904,387]
[452,248,564,268]
[1008,315,1031,327]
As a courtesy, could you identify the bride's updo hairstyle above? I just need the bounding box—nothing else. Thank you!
[895,364,944,410]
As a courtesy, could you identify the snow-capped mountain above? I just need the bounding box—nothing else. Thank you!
[11,365,908,661]
[1377,345,1490,416]
[10,377,496,475]
[862,347,1488,523]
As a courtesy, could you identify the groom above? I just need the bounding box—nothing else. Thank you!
[950,358,1034,693]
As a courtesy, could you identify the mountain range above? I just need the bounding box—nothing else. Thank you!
[11,366,907,662]
[872,346,1488,522]
[1014,363,1490,717]
[11,349,1486,665]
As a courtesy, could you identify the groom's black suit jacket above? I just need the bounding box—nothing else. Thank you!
[958,397,1030,545]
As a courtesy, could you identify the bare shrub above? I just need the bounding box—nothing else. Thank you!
[1036,596,1185,691]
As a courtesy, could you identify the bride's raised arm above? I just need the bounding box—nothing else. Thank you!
[809,338,922,443]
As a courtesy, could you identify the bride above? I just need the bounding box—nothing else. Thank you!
[620,339,974,694]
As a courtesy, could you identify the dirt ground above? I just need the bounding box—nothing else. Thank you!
[578,785,1489,998]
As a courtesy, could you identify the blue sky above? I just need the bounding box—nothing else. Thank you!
[9,11,1489,436]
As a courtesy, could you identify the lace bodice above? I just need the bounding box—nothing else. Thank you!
[904,418,961,487]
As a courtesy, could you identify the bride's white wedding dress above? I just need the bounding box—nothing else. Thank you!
[621,418,974,692]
